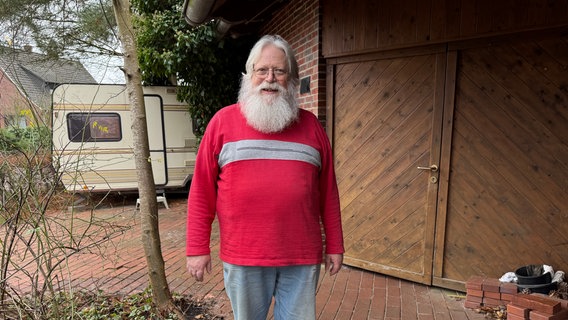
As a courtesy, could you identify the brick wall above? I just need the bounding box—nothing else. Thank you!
[0,70,28,128]
[260,0,326,123]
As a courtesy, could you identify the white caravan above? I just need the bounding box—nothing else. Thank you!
[52,84,197,193]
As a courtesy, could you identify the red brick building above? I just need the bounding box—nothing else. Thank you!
[184,0,568,292]
[0,46,95,128]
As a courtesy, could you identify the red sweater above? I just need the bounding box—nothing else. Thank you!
[186,104,344,266]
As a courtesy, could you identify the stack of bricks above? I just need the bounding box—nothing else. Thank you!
[507,294,568,320]
[465,276,568,319]
[465,276,517,309]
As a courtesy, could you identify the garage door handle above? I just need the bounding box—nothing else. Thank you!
[417,164,438,172]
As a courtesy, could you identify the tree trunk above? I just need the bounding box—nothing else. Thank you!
[111,0,175,311]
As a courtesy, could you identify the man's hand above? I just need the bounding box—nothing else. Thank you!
[186,255,212,282]
[325,253,343,276]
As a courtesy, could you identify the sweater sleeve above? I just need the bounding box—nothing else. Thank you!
[186,115,220,256]
[316,120,345,255]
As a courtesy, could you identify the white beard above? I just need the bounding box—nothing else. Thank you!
[238,76,299,133]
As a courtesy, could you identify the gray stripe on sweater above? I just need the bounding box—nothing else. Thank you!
[218,139,321,168]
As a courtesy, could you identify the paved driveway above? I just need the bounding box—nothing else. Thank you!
[6,194,486,319]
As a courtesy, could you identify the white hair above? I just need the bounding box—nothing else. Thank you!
[244,35,300,88]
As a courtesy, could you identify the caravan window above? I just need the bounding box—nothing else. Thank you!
[67,113,122,142]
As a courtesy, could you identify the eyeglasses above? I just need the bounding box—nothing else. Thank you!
[253,67,287,78]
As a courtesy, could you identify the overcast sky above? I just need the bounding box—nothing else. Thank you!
[81,53,125,84]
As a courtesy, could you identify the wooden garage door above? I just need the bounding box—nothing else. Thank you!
[432,36,568,289]
[333,49,447,284]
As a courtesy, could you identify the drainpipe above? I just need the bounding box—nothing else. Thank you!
[182,0,233,36]
[182,0,216,26]
[215,20,232,37]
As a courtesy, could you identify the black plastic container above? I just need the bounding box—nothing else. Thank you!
[515,264,557,294]
[515,265,552,285]
[516,282,558,294]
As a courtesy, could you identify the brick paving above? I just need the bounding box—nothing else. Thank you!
[6,195,487,319]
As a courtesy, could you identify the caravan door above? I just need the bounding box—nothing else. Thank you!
[145,95,167,186]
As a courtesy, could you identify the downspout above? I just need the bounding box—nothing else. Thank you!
[182,0,216,26]
[215,20,232,37]
[182,0,232,36]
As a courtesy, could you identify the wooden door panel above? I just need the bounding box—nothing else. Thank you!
[335,53,445,284]
[434,36,568,286]
[330,31,567,290]
[334,58,413,155]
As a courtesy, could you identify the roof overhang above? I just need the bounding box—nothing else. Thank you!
[182,0,288,37]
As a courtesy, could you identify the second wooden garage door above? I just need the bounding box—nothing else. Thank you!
[333,50,447,284]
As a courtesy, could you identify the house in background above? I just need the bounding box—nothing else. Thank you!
[0,46,96,128]
[184,0,568,292]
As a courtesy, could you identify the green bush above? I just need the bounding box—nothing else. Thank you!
[0,126,50,152]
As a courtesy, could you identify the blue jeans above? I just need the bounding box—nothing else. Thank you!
[223,262,321,320]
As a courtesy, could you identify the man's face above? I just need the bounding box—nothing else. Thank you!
[239,42,298,134]
[251,44,288,91]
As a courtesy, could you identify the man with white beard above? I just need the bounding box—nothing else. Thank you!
[186,35,344,320]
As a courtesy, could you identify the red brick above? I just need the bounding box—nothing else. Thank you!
[466,289,483,297]
[531,293,568,309]
[484,291,501,299]
[500,282,518,294]
[483,297,505,307]
[464,300,481,309]
[466,275,485,290]
[466,295,483,303]
[513,294,533,309]
[501,293,515,302]
[528,294,563,314]
[530,308,568,320]
[482,278,501,292]
[507,304,530,318]
[507,314,528,320]
[513,294,562,314]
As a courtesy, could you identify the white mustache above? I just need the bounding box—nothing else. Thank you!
[257,83,284,93]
